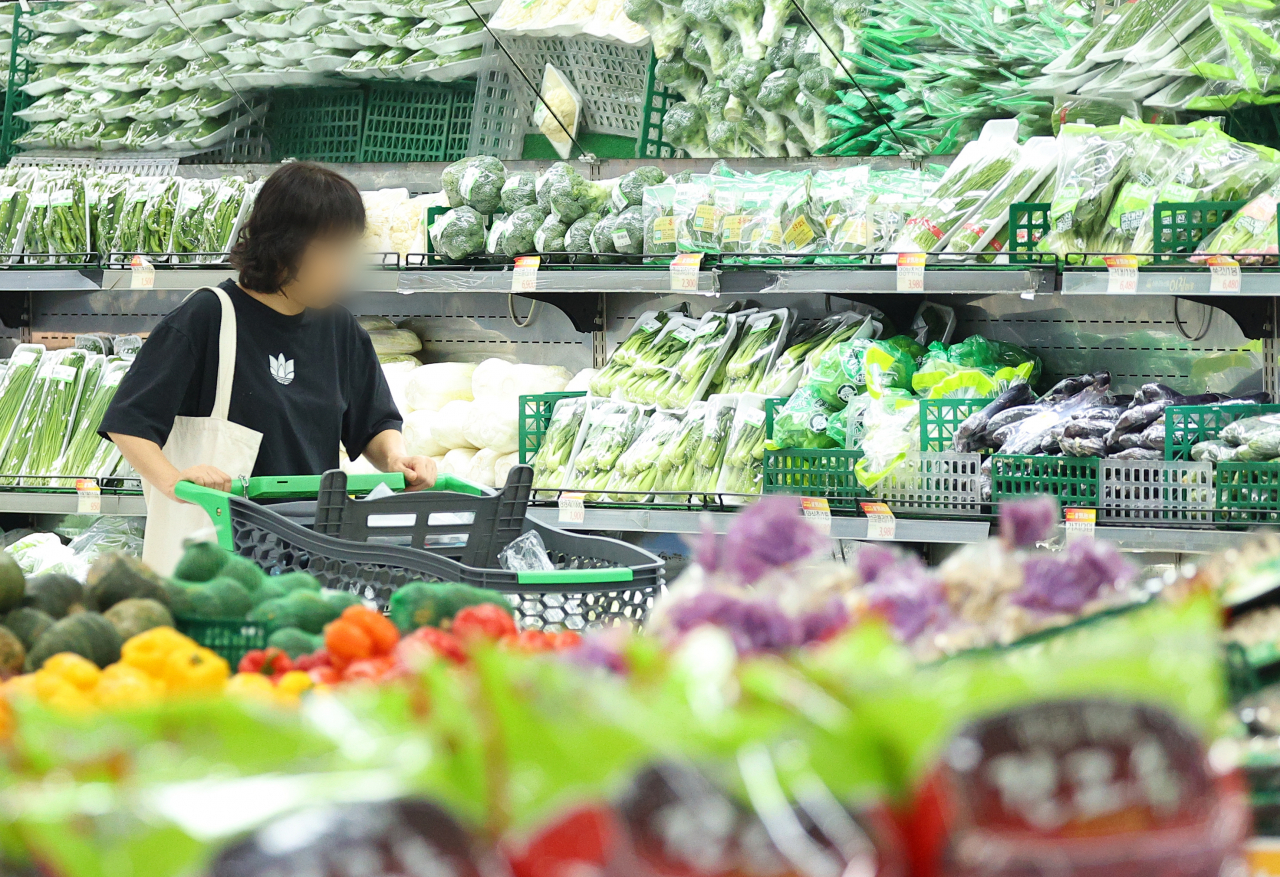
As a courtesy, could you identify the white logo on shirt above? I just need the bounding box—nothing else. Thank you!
[270,354,295,386]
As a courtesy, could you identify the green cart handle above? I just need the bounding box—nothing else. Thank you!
[173,471,489,550]
[515,568,634,585]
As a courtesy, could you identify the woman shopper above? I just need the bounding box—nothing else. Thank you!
[100,162,436,574]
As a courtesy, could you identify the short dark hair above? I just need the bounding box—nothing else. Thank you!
[230,162,365,294]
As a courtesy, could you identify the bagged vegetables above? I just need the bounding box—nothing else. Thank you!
[564,399,645,500]
[0,348,89,485]
[717,394,769,500]
[718,308,791,395]
[770,385,841,450]
[1039,123,1137,256]
[693,394,738,496]
[652,401,706,497]
[656,310,740,407]
[529,395,587,498]
[605,409,686,502]
[759,308,879,396]
[0,345,44,451]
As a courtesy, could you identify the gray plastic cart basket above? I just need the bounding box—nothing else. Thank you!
[176,467,663,630]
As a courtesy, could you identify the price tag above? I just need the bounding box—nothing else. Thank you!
[670,253,704,292]
[800,496,831,535]
[896,252,925,292]
[1063,507,1095,540]
[130,255,154,289]
[860,501,896,540]
[511,255,540,292]
[75,478,100,514]
[1103,254,1138,293]
[1208,255,1241,293]
[558,491,585,524]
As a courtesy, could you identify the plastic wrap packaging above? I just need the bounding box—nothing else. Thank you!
[759,307,880,396]
[854,390,920,490]
[590,309,670,398]
[498,529,555,571]
[943,136,1057,256]
[0,348,90,485]
[1040,124,1137,256]
[1196,179,1280,260]
[618,316,700,405]
[654,400,707,498]
[53,356,128,484]
[771,385,841,450]
[692,394,739,497]
[564,399,646,499]
[717,308,791,396]
[531,395,588,497]
[605,409,686,502]
[716,394,769,501]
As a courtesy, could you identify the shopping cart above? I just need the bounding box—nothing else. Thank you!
[175,465,663,630]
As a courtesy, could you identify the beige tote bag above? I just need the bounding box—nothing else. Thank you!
[142,286,262,576]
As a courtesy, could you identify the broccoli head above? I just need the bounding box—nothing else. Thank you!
[611,205,645,255]
[799,66,838,144]
[429,206,486,261]
[566,212,600,254]
[798,0,843,61]
[459,161,506,215]
[623,0,690,59]
[441,156,505,208]
[654,55,704,104]
[765,24,799,69]
[759,0,793,50]
[833,0,860,44]
[758,68,818,148]
[590,212,622,263]
[486,216,510,255]
[714,0,765,60]
[534,214,569,253]
[708,119,752,156]
[536,162,577,212]
[696,84,731,125]
[725,57,769,99]
[682,0,731,74]
[502,205,548,258]
[501,171,537,212]
[663,102,713,158]
[615,166,667,209]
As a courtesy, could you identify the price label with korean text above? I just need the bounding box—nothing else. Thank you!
[512,255,540,292]
[896,252,925,292]
[1208,255,1241,293]
[130,255,155,289]
[1103,254,1138,293]
[1064,507,1095,540]
[800,496,831,535]
[76,478,100,514]
[558,491,585,524]
[860,501,897,540]
[670,253,704,292]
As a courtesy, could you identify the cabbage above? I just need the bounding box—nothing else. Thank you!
[379,353,420,366]
[439,447,477,475]
[359,316,397,332]
[467,447,501,488]
[432,400,475,449]
[472,357,516,400]
[404,410,448,457]
[504,364,572,397]
[565,368,596,392]
[462,397,519,454]
[494,451,519,487]
[368,328,422,357]
[404,362,476,412]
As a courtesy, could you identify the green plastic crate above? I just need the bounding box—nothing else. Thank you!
[1164,403,1280,460]
[762,448,866,509]
[1216,462,1280,524]
[0,3,41,162]
[636,50,683,160]
[360,81,475,163]
[1008,202,1049,264]
[990,454,1100,507]
[265,87,365,163]
[519,391,587,464]
[175,616,270,669]
[920,398,993,453]
[1152,200,1246,261]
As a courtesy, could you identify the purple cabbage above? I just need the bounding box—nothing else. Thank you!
[1015,538,1138,614]
[797,598,850,644]
[863,565,949,643]
[695,495,828,585]
[999,496,1060,549]
[567,634,630,675]
[855,543,902,584]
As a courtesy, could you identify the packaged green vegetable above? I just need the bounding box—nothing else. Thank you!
[863,336,922,398]
[716,395,769,501]
[718,308,792,395]
[643,184,677,257]
[1039,123,1137,256]
[854,390,921,490]
[758,307,880,396]
[770,385,841,450]
[943,136,1058,256]
[170,178,218,263]
[656,310,740,408]
[564,399,645,500]
[673,179,720,254]
[0,348,89,485]
[618,316,700,405]
[653,400,706,500]
[530,395,587,499]
[589,309,671,398]
[0,345,45,456]
[605,409,686,503]
[693,394,739,498]
[0,185,28,259]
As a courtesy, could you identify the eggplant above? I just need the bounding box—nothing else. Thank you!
[1132,383,1181,406]
[952,382,1037,452]
[1113,432,1144,450]
[1063,419,1116,439]
[1138,419,1166,450]
[1110,447,1162,461]
[1110,398,1176,438]
[1225,391,1274,405]
[1060,435,1107,457]
[984,405,1039,436]
[1074,406,1122,423]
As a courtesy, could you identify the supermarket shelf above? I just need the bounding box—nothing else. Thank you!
[718,265,1056,297]
[1090,525,1253,554]
[99,268,402,294]
[0,491,146,516]
[1060,268,1280,296]
[395,267,716,295]
[527,506,992,542]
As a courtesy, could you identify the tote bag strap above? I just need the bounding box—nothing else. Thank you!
[186,285,238,422]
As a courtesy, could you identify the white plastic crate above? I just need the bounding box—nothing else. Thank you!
[873,452,984,516]
[469,33,650,157]
[1100,459,1215,525]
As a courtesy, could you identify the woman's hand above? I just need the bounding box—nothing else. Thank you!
[389,454,436,491]
[169,465,233,501]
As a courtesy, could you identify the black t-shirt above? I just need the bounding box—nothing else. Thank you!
[99,280,402,477]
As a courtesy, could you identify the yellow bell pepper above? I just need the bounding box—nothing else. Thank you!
[2,673,38,700]
[121,627,196,679]
[41,653,101,692]
[32,670,94,714]
[275,670,313,703]
[96,663,163,709]
[163,645,229,694]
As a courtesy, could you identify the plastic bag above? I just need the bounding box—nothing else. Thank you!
[499,529,555,571]
[605,409,686,502]
[854,391,920,489]
[533,63,581,160]
[770,385,840,449]
[1039,123,1137,256]
[531,395,588,497]
[716,394,769,501]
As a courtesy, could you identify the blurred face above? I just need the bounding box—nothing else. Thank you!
[280,230,364,308]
